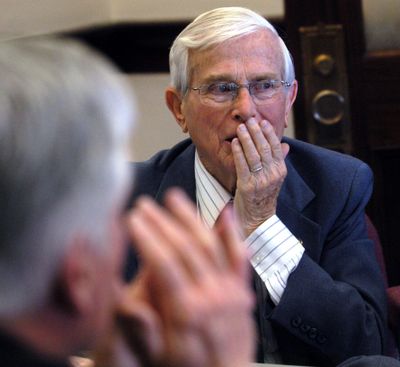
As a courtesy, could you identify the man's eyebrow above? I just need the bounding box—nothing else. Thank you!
[200,73,280,84]
[200,74,235,84]
[250,73,280,81]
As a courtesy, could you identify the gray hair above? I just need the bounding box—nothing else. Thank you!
[169,6,295,94]
[0,37,135,317]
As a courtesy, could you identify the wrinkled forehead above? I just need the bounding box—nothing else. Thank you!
[187,30,285,84]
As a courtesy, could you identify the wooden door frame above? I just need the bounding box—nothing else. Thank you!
[285,0,400,284]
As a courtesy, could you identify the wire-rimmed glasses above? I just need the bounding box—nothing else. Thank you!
[190,79,292,106]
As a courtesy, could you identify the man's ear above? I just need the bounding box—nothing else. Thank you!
[284,80,298,128]
[53,236,98,316]
[165,87,188,133]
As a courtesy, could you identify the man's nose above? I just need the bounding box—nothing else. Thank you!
[231,87,257,122]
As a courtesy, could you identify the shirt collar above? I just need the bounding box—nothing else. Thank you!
[194,150,232,228]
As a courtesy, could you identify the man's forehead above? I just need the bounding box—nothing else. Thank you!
[187,31,284,81]
[188,56,283,85]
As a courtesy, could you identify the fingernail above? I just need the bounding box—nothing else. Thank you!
[247,118,256,125]
[238,124,246,131]
[260,120,268,128]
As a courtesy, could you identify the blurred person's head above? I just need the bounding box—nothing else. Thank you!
[0,37,135,358]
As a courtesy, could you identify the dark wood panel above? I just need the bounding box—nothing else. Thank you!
[65,22,188,73]
[369,148,400,285]
[362,53,400,150]
[64,18,284,73]
[364,50,400,80]
[364,103,400,149]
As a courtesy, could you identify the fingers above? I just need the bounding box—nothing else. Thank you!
[231,137,250,180]
[117,297,164,365]
[234,118,287,174]
[127,205,189,296]
[163,189,229,271]
[125,190,254,367]
[127,195,211,286]
[236,120,265,173]
[214,206,250,281]
[259,119,287,163]
[231,119,288,237]
[127,189,245,284]
[281,141,290,160]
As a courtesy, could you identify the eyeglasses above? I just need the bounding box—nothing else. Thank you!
[190,79,292,106]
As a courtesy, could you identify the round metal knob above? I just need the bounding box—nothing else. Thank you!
[313,54,335,76]
[312,89,345,125]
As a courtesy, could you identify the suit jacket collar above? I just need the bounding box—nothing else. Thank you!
[279,155,315,213]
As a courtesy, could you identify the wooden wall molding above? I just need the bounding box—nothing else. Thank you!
[65,17,284,73]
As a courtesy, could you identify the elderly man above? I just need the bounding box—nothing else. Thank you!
[0,38,254,367]
[128,6,388,366]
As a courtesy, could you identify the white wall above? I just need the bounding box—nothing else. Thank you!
[363,0,400,51]
[128,74,187,160]
[111,0,283,21]
[0,0,283,40]
[0,0,110,41]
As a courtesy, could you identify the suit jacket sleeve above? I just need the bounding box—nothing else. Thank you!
[337,355,400,367]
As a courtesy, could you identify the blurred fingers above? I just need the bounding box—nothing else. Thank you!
[214,205,250,281]
[163,188,228,271]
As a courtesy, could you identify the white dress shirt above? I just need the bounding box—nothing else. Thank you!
[194,151,304,304]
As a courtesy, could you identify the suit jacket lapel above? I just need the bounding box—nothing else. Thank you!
[278,157,322,260]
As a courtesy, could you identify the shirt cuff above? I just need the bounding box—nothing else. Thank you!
[246,215,304,305]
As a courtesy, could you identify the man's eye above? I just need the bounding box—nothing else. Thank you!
[255,80,273,91]
[208,83,235,94]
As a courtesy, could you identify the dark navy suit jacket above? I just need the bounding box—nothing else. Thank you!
[338,355,400,367]
[128,137,387,367]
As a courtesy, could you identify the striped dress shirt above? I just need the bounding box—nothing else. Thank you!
[194,151,304,304]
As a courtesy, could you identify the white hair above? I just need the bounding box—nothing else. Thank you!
[0,37,135,317]
[169,6,296,94]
